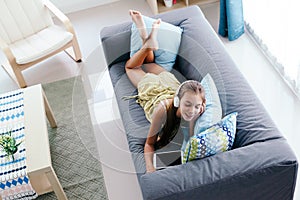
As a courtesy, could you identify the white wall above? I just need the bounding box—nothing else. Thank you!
[50,0,120,14]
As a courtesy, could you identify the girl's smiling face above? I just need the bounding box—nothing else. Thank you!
[177,91,203,121]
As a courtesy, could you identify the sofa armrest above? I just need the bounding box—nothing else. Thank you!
[100,22,131,67]
[140,139,297,200]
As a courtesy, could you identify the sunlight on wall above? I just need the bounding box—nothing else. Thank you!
[244,0,300,95]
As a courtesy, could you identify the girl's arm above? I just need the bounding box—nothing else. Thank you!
[144,103,167,173]
[189,119,196,137]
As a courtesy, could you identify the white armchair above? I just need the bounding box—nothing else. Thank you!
[0,0,82,88]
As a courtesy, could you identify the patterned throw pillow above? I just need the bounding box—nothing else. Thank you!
[130,15,183,71]
[182,112,238,164]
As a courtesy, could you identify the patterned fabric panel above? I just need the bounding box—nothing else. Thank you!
[182,112,237,164]
[0,89,38,200]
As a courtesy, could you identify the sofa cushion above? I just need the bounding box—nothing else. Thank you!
[182,112,237,163]
[130,15,183,71]
[194,73,222,134]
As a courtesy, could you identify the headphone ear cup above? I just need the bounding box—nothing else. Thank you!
[174,96,180,107]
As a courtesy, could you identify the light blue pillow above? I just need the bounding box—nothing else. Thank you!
[182,112,238,164]
[194,74,222,134]
[130,16,183,71]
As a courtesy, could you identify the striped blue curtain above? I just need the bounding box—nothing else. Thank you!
[218,0,245,41]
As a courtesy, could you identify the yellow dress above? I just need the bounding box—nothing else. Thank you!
[136,71,180,123]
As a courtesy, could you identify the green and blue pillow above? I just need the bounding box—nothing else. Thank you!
[182,112,238,164]
[130,15,183,71]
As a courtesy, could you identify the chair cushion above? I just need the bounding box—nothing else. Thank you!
[9,25,73,64]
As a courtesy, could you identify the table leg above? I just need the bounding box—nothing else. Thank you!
[42,90,57,128]
[45,166,67,200]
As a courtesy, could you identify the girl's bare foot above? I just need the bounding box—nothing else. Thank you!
[129,10,148,41]
[143,19,161,51]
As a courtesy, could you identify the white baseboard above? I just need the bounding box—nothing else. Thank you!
[51,0,120,14]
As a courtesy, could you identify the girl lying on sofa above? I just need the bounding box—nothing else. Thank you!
[125,10,206,173]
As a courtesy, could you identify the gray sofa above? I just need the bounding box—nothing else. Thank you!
[100,6,298,200]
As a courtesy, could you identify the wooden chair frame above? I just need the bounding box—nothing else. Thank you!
[0,0,82,88]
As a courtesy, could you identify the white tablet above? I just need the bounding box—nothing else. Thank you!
[153,150,182,170]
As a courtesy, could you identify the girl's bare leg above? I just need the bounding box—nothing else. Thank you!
[129,10,147,41]
[125,19,161,87]
[142,18,166,75]
[143,63,166,75]
[129,10,155,63]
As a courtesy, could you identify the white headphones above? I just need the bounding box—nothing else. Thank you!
[173,80,195,108]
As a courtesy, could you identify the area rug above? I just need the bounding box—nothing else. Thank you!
[37,76,108,200]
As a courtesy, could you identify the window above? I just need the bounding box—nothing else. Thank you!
[243,0,300,98]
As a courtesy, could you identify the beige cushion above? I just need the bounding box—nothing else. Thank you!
[9,25,73,64]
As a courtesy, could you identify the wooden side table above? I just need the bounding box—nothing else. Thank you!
[24,84,67,199]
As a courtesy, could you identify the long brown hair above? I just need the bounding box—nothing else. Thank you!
[154,80,206,149]
[155,102,180,149]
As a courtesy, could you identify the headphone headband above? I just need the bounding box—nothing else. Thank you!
[173,80,195,107]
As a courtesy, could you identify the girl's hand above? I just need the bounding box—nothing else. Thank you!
[192,104,206,122]
[191,112,201,123]
[189,109,203,136]
[146,165,156,173]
